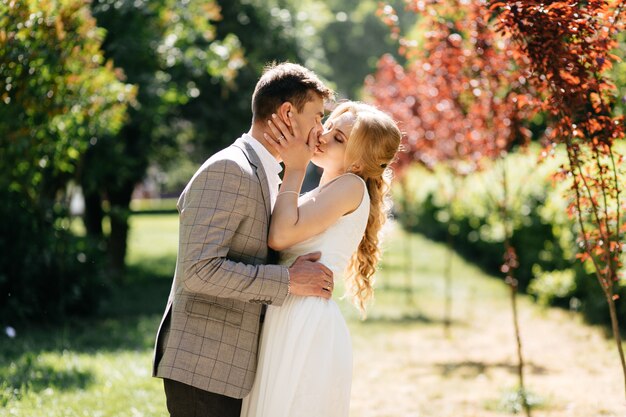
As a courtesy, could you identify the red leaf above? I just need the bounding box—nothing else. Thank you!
[489,2,506,12]
[576,252,590,262]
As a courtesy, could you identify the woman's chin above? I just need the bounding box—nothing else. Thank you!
[310,156,323,168]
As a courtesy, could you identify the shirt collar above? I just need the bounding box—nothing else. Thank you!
[241,133,282,179]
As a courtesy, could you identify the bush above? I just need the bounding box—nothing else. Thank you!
[0,190,109,323]
[395,146,626,329]
[0,0,130,323]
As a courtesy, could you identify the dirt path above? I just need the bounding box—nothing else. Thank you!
[345,233,626,417]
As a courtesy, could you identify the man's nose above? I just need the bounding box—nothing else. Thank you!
[319,122,332,143]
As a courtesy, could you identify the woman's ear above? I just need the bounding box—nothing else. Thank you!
[348,162,363,174]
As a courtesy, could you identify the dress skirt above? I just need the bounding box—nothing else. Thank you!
[240,294,352,417]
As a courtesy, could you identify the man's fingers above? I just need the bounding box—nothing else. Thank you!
[320,288,332,299]
[297,251,321,262]
[318,263,333,278]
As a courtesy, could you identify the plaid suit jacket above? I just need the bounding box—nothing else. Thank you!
[153,137,290,398]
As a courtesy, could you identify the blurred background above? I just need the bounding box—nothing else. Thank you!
[1,0,626,416]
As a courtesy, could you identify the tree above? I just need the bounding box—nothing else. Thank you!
[83,0,246,276]
[494,0,626,398]
[318,0,413,98]
[247,0,415,100]
[0,0,134,321]
[367,1,537,413]
[179,0,302,161]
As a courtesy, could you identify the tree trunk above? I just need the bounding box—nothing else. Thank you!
[83,188,104,238]
[443,175,459,337]
[605,291,626,398]
[400,178,414,307]
[507,274,531,417]
[106,181,134,280]
[499,160,531,417]
[443,228,454,337]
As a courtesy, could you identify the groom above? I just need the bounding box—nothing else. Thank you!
[153,62,336,417]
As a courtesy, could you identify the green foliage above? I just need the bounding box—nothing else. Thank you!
[528,267,576,306]
[319,0,412,98]
[396,146,626,329]
[178,0,302,160]
[279,0,414,99]
[490,389,545,414]
[79,0,247,273]
[612,32,626,118]
[0,0,134,322]
[0,1,132,186]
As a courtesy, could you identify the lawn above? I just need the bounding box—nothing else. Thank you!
[1,214,625,416]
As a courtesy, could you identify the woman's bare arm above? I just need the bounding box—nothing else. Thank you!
[268,172,365,251]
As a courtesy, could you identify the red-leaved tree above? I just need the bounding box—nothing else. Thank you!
[367,2,539,413]
[493,0,626,398]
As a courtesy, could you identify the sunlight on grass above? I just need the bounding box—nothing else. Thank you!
[0,216,522,417]
[3,215,624,417]
[339,221,510,324]
[126,214,179,268]
[1,350,164,417]
[0,214,179,417]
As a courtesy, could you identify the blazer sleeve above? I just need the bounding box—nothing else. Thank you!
[178,158,289,305]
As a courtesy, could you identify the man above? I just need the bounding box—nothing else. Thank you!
[153,62,335,417]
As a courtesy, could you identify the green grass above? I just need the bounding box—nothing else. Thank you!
[2,215,620,416]
[338,222,510,325]
[129,198,178,213]
[0,215,381,415]
[0,215,179,417]
[0,214,507,416]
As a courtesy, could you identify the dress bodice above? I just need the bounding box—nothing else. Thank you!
[278,174,370,277]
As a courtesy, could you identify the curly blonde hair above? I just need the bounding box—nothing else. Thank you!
[328,102,402,315]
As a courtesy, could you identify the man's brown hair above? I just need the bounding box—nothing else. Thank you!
[252,62,334,122]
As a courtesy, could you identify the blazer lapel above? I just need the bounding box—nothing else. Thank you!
[233,138,272,220]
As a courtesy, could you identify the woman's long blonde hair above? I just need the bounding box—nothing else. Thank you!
[329,101,402,315]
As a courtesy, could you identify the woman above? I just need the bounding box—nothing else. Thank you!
[240,101,402,417]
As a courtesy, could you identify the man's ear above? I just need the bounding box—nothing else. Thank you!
[278,102,293,127]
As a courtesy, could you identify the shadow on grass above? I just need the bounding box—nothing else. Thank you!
[433,360,548,378]
[0,353,94,406]
[376,283,425,293]
[361,312,464,327]
[1,256,175,361]
[99,257,175,317]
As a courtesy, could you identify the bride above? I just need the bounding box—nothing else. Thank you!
[240,101,402,417]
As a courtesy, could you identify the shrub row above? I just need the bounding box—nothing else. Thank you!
[394,147,626,329]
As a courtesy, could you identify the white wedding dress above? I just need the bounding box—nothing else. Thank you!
[240,174,370,417]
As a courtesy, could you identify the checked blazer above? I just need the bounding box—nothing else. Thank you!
[153,137,290,399]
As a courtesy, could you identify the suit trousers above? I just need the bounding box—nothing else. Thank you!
[163,378,242,417]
